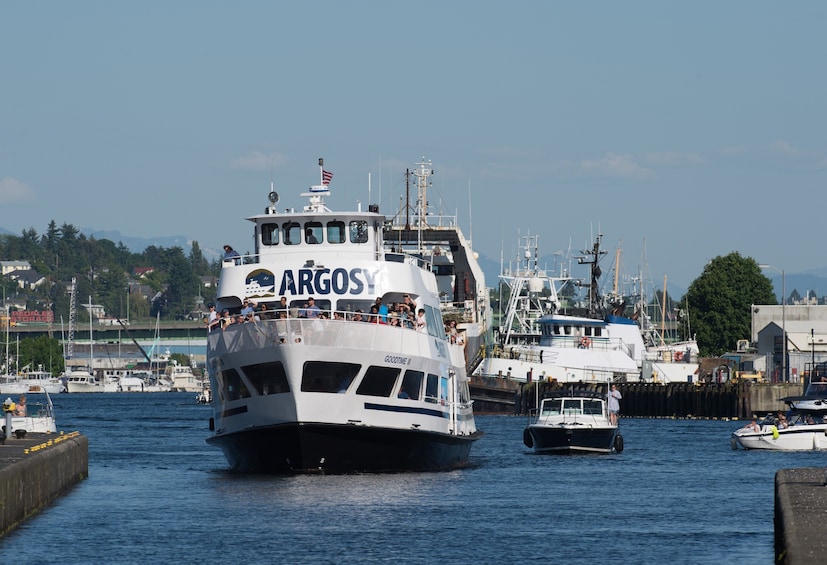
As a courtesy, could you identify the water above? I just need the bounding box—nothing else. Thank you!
[0,394,819,564]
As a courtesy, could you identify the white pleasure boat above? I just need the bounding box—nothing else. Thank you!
[523,387,624,454]
[731,381,827,450]
[205,158,482,473]
[1,391,58,436]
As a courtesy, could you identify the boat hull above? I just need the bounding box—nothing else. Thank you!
[207,422,481,473]
[731,425,827,451]
[526,425,619,454]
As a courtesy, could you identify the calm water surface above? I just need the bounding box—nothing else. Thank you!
[0,393,821,564]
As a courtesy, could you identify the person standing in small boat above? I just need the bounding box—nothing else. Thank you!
[14,394,26,416]
[607,384,621,426]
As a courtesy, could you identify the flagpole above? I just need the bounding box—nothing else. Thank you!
[319,157,324,185]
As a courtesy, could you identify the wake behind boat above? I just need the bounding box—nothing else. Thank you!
[205,158,482,473]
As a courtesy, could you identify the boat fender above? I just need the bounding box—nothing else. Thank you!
[523,428,533,448]
[209,417,215,432]
[614,434,624,453]
[771,425,779,440]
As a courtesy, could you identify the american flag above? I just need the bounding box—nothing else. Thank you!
[322,170,333,185]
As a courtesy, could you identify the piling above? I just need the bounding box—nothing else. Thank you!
[775,468,827,564]
[512,381,802,419]
[0,432,88,537]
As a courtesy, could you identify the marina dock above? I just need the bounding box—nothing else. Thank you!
[0,431,88,536]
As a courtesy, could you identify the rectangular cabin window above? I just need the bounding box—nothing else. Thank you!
[305,222,322,244]
[541,399,562,416]
[562,399,582,415]
[584,399,603,415]
[400,370,424,400]
[327,221,346,244]
[284,222,301,246]
[425,373,439,403]
[262,223,279,246]
[594,327,602,337]
[220,368,251,401]
[301,361,360,393]
[424,305,442,338]
[241,361,289,395]
[349,220,369,243]
[356,366,400,397]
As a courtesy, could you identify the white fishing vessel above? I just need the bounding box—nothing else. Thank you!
[206,158,482,472]
[477,234,645,384]
[523,387,623,454]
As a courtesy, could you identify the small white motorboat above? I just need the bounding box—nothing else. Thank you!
[524,388,624,454]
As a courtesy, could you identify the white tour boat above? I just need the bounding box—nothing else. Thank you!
[168,363,203,393]
[523,388,623,454]
[205,158,482,473]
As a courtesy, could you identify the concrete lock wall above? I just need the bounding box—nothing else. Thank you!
[0,434,89,536]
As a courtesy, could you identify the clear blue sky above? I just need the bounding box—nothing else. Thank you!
[2,2,825,291]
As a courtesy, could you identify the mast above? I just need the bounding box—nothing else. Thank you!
[660,275,667,347]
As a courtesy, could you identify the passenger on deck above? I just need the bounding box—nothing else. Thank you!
[415,308,427,333]
[743,420,761,432]
[223,245,241,264]
[375,297,388,323]
[14,395,26,417]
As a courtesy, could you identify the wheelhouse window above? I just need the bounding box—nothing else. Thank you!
[284,222,301,246]
[301,361,360,393]
[349,220,368,243]
[219,368,251,401]
[262,223,279,246]
[584,399,603,415]
[356,366,400,397]
[327,221,345,244]
[241,361,289,395]
[424,305,442,338]
[400,370,424,400]
[541,399,562,416]
[425,373,439,403]
[305,222,322,244]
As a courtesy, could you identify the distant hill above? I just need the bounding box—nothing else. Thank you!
[81,229,222,261]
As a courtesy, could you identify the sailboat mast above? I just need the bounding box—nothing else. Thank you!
[660,275,667,347]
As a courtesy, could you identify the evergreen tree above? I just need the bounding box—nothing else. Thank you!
[684,252,776,356]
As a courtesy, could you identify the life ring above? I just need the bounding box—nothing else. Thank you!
[580,337,591,348]
[674,351,684,362]
[614,434,624,453]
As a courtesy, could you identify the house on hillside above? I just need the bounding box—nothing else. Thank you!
[0,260,31,276]
[6,268,46,290]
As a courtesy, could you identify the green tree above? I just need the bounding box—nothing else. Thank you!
[17,336,65,376]
[684,252,776,356]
